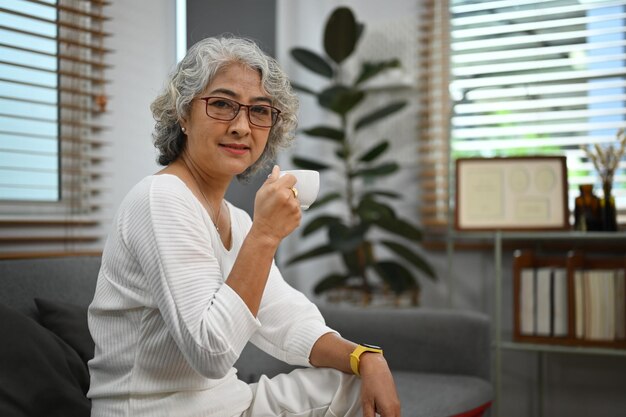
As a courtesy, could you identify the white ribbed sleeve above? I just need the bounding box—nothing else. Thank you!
[87,175,334,417]
[140,176,261,378]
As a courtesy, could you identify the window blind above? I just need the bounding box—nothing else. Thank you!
[0,0,111,258]
[417,0,452,231]
[419,0,626,231]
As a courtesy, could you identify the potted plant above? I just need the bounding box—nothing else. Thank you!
[286,6,435,306]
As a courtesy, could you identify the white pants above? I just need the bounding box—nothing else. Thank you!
[238,368,362,417]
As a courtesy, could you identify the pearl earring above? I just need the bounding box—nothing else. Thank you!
[182,127,187,133]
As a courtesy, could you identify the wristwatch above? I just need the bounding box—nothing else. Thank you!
[349,343,383,376]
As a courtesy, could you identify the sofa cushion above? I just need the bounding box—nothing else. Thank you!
[0,303,91,417]
[393,371,492,417]
[35,297,95,365]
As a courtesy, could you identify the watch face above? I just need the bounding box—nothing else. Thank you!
[361,343,382,350]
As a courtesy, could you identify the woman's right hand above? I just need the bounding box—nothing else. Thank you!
[251,165,301,244]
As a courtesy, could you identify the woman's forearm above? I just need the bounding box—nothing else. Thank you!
[225,228,280,316]
[309,332,357,373]
[226,165,301,316]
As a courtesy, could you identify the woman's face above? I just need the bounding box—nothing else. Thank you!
[182,63,272,179]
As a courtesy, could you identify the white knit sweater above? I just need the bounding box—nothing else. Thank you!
[87,175,334,417]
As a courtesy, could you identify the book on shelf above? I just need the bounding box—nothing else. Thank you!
[574,270,585,339]
[583,270,615,341]
[616,270,626,340]
[553,268,568,337]
[519,268,535,335]
[602,270,616,341]
[536,267,553,336]
[515,264,568,338]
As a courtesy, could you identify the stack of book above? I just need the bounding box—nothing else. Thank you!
[513,250,626,348]
[574,269,626,341]
[518,267,569,338]
[519,267,625,340]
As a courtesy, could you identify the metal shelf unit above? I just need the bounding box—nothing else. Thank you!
[451,231,626,417]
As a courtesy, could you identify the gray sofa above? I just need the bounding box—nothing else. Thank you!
[0,256,492,417]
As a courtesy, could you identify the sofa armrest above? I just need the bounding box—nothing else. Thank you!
[319,305,491,381]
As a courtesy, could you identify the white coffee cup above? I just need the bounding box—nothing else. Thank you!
[280,169,320,210]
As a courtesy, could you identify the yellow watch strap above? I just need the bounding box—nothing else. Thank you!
[349,344,383,376]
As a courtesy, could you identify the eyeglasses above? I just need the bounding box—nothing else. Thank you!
[198,96,281,128]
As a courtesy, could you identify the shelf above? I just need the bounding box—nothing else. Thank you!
[453,231,626,241]
[500,341,626,357]
[478,229,626,417]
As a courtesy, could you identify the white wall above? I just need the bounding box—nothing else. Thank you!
[100,0,176,227]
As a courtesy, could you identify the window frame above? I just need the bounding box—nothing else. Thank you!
[0,0,111,258]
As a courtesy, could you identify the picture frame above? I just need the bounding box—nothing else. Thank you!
[455,156,569,231]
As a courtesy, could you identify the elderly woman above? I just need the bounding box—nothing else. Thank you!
[87,36,400,417]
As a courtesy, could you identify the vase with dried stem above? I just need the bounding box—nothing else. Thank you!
[581,128,626,231]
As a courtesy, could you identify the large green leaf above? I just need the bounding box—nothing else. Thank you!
[357,199,396,223]
[355,101,407,131]
[374,217,423,242]
[355,22,365,45]
[301,126,344,142]
[350,162,399,179]
[361,190,402,200]
[308,192,342,210]
[328,223,368,252]
[373,260,418,294]
[358,141,389,162]
[313,273,350,294]
[291,48,334,78]
[318,86,365,116]
[287,244,335,265]
[355,59,401,85]
[292,156,330,171]
[290,82,317,95]
[302,215,342,237]
[335,147,349,160]
[323,7,358,64]
[379,240,436,280]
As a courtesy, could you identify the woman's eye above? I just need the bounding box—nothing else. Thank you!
[211,100,233,109]
[250,106,270,115]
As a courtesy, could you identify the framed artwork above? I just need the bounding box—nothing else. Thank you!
[455,156,569,231]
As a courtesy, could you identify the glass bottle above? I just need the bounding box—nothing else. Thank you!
[574,184,602,231]
[601,181,618,232]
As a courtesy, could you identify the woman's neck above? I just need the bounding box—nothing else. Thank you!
[176,155,230,204]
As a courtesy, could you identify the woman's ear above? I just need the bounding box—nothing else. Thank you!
[179,118,187,134]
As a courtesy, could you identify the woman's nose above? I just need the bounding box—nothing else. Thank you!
[228,108,252,136]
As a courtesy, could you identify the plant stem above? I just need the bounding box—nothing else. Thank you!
[341,113,371,299]
[341,114,357,225]
[356,242,372,299]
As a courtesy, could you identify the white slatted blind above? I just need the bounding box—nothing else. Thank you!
[450,0,626,221]
[418,0,452,230]
[449,0,626,223]
[0,0,111,257]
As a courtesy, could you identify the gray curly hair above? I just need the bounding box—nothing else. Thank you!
[150,36,299,180]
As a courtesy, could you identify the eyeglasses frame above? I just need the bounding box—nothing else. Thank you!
[197,96,281,128]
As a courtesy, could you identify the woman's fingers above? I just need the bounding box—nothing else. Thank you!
[253,165,302,240]
[265,165,281,183]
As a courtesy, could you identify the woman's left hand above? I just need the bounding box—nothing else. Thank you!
[359,353,401,417]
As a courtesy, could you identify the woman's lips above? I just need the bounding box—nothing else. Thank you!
[219,143,249,155]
